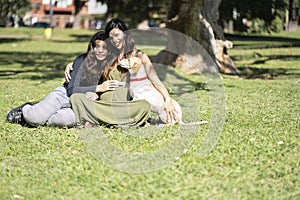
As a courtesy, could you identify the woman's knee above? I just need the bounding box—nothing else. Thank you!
[48,109,76,127]
[22,105,48,125]
[70,93,85,104]
[141,100,151,112]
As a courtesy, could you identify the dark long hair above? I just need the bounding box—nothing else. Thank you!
[86,31,106,53]
[105,18,135,59]
[105,18,128,38]
[80,31,113,86]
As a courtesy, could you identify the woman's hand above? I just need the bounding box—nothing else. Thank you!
[163,98,180,124]
[64,62,73,83]
[96,80,119,93]
[86,92,99,101]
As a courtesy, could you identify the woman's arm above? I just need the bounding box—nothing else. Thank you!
[138,51,179,123]
[64,62,73,83]
[139,52,171,102]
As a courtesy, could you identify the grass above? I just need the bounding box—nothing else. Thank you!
[0,27,299,199]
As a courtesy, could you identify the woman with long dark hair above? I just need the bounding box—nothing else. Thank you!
[105,18,181,124]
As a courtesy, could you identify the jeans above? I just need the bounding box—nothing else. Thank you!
[22,85,76,127]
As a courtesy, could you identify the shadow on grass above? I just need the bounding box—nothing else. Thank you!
[51,34,93,43]
[0,38,31,44]
[251,54,300,65]
[153,64,209,93]
[0,51,80,81]
[70,30,168,46]
[0,34,95,44]
[231,53,300,64]
[167,68,208,92]
[225,33,300,49]
[237,66,300,79]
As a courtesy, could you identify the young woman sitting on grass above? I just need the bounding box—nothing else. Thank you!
[6,31,110,127]
[105,18,181,124]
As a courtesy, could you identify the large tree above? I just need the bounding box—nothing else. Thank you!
[152,0,237,74]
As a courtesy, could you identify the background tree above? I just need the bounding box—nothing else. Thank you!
[219,0,300,32]
[152,0,238,74]
[0,0,31,27]
[73,0,87,29]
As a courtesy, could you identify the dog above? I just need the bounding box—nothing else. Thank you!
[119,56,182,124]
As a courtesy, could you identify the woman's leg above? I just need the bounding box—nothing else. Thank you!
[48,108,76,128]
[22,86,71,126]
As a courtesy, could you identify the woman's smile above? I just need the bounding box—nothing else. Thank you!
[109,28,124,49]
[94,40,107,60]
[96,52,106,59]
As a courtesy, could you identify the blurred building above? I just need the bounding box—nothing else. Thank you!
[29,0,107,29]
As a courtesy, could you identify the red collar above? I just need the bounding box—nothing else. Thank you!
[130,76,147,82]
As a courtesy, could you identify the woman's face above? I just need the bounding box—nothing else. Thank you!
[109,27,124,50]
[94,40,107,60]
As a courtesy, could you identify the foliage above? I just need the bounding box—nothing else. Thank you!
[219,0,300,32]
[0,0,31,26]
[72,0,169,27]
[220,0,287,22]
[74,0,86,15]
[0,27,299,199]
[100,0,170,27]
[270,15,284,33]
[250,18,267,33]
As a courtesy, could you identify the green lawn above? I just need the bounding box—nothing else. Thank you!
[0,27,299,199]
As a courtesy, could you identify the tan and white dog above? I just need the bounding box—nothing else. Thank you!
[119,57,182,124]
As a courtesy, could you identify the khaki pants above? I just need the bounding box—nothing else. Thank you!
[70,87,150,127]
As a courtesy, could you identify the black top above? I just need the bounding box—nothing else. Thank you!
[64,54,98,97]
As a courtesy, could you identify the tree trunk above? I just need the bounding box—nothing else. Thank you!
[73,13,81,30]
[73,0,86,30]
[151,0,238,75]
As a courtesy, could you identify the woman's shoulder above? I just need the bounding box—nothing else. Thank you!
[75,53,87,61]
[71,53,87,72]
[73,53,87,66]
[134,48,144,57]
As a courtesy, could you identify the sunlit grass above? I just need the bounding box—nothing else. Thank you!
[0,27,299,199]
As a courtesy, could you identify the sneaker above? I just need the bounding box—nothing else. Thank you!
[6,102,33,125]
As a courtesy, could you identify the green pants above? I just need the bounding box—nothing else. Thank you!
[71,65,150,127]
[70,88,150,127]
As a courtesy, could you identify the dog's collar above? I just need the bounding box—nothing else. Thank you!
[130,76,147,82]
